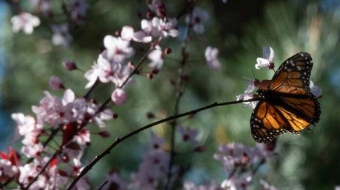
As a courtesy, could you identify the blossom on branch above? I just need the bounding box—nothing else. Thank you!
[186,7,209,34]
[51,24,73,47]
[11,12,40,34]
[205,46,221,69]
[255,46,274,69]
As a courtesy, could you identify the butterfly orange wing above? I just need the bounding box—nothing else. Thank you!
[251,52,321,143]
[269,52,312,94]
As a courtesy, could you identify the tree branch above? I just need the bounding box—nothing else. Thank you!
[66,98,258,190]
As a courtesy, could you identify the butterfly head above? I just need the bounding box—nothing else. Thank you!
[257,80,272,91]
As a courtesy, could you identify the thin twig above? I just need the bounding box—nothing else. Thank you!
[97,180,109,190]
[165,4,194,189]
[66,98,258,190]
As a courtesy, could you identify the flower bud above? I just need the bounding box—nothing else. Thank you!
[49,76,65,90]
[111,88,127,105]
[62,60,77,71]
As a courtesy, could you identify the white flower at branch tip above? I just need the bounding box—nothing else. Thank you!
[51,24,73,47]
[309,80,322,98]
[49,76,64,90]
[335,186,340,190]
[186,7,209,34]
[11,113,42,136]
[104,35,134,62]
[236,92,258,109]
[148,45,164,69]
[11,12,40,34]
[255,46,274,69]
[205,46,221,69]
[152,17,179,38]
[111,88,127,105]
[260,180,277,190]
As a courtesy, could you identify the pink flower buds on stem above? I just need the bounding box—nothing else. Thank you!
[99,131,111,138]
[62,60,77,71]
[111,88,127,105]
[49,76,65,90]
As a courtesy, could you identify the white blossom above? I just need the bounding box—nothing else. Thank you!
[11,12,40,34]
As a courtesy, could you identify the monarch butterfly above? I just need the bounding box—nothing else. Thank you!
[251,52,321,143]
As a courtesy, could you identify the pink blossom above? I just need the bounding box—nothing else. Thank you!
[177,125,198,143]
[52,24,73,47]
[103,173,127,190]
[0,159,18,178]
[121,26,135,41]
[32,90,75,126]
[255,47,274,69]
[11,12,40,34]
[150,132,165,150]
[214,143,266,174]
[131,133,170,190]
[111,88,127,105]
[221,174,252,190]
[49,76,65,90]
[21,143,43,158]
[148,45,164,69]
[148,0,166,17]
[205,46,221,69]
[186,7,209,34]
[104,35,134,62]
[70,0,89,24]
[151,17,178,38]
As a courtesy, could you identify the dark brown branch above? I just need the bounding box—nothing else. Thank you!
[97,180,109,190]
[165,4,194,189]
[66,98,258,190]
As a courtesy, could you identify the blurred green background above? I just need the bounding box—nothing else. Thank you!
[0,0,339,189]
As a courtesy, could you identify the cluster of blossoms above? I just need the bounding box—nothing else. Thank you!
[3,88,114,189]
[11,0,89,46]
[99,130,277,190]
[101,126,201,190]
[2,0,284,190]
[237,47,322,109]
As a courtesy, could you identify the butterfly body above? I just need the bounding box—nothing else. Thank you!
[250,52,321,143]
